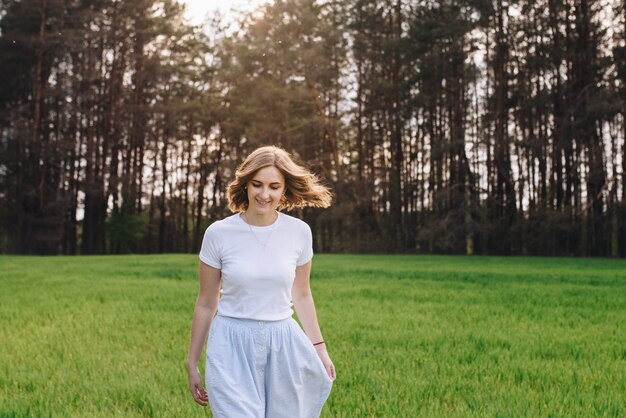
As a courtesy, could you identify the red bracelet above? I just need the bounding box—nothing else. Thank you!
[313,340,325,346]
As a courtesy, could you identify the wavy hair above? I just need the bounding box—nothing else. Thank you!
[227,146,333,212]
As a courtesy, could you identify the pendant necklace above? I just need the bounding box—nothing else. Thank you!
[242,211,278,250]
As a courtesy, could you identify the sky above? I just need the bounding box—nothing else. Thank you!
[180,0,269,26]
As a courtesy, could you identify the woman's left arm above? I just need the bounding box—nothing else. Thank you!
[292,260,336,381]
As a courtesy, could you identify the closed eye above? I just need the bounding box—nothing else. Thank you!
[252,183,280,190]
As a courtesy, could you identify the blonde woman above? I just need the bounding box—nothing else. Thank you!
[186,146,335,417]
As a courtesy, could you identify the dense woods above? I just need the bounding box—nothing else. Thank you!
[1,0,625,257]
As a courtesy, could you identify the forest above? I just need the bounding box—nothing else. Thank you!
[0,0,625,257]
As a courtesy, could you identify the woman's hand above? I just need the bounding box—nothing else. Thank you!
[315,345,336,381]
[187,367,209,406]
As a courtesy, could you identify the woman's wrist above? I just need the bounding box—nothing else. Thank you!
[314,343,328,352]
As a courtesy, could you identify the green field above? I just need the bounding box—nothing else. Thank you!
[1,254,625,417]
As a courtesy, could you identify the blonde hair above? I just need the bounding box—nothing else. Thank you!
[227,146,333,212]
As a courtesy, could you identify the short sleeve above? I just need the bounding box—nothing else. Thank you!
[296,222,314,266]
[199,224,222,269]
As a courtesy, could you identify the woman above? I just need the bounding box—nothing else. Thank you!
[186,146,336,417]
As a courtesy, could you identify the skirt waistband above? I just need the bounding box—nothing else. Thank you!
[215,313,294,329]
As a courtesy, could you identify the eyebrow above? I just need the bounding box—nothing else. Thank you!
[251,179,282,185]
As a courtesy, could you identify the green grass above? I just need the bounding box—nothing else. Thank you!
[1,254,625,417]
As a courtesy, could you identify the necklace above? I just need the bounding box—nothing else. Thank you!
[242,211,278,249]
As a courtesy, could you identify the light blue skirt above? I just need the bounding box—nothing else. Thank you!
[205,314,333,418]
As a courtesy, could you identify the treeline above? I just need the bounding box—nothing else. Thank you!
[0,0,625,257]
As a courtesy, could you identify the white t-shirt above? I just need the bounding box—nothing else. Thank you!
[199,211,314,321]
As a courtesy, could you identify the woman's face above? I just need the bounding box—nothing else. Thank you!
[246,166,285,214]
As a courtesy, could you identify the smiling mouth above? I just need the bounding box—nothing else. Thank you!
[256,199,271,205]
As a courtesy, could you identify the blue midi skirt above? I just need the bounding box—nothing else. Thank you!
[205,314,333,418]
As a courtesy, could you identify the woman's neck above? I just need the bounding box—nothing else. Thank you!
[243,210,278,226]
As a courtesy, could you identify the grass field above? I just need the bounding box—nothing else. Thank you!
[1,254,625,417]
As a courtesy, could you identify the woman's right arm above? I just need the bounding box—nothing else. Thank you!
[187,261,221,406]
